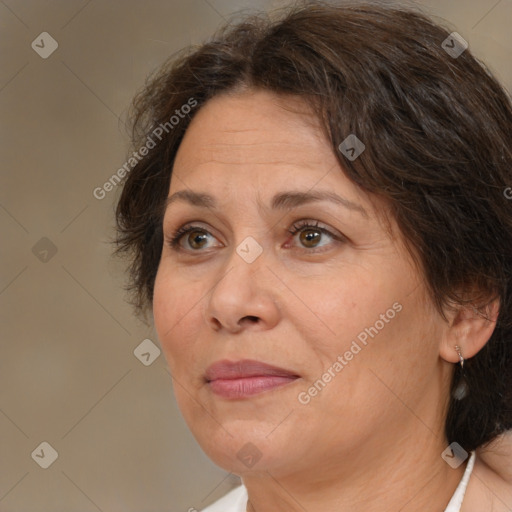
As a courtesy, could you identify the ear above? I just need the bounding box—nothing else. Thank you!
[439,297,500,363]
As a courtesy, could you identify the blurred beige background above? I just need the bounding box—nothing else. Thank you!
[0,0,510,510]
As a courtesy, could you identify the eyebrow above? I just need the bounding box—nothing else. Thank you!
[164,189,368,218]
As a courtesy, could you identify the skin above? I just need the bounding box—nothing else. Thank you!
[468,433,512,511]
[152,88,502,512]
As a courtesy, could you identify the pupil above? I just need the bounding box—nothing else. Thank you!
[301,229,321,247]
[190,231,207,248]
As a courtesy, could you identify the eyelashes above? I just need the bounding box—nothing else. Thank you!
[168,224,208,249]
[166,219,345,254]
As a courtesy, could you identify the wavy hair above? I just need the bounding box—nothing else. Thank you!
[114,1,512,451]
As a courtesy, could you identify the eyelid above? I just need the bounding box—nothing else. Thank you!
[166,223,223,251]
[285,219,345,251]
[288,219,339,236]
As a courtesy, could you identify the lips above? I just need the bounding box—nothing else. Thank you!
[205,359,300,381]
[205,359,300,399]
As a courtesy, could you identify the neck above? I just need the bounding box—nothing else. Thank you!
[242,432,466,512]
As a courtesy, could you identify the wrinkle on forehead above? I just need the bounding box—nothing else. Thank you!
[187,141,328,167]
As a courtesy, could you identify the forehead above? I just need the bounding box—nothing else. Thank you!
[169,89,397,228]
[173,89,330,172]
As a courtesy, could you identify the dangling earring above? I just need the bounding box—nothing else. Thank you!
[452,345,468,400]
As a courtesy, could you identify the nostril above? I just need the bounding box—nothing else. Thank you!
[243,315,259,323]
[210,317,222,330]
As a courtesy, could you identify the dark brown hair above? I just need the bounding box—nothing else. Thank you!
[114,1,512,451]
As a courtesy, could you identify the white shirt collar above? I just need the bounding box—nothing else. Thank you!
[443,451,476,512]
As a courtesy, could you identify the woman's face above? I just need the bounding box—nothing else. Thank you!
[153,89,452,478]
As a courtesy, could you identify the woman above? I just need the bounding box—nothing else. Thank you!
[114,2,512,510]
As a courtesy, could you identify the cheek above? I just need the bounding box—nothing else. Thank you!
[290,270,392,356]
[153,267,203,369]
[296,257,432,379]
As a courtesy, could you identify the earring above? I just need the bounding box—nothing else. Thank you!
[452,345,468,400]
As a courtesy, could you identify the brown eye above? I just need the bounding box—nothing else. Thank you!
[299,228,322,248]
[186,230,209,249]
[168,225,218,251]
[287,220,343,252]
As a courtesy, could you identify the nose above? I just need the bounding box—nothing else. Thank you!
[204,245,280,333]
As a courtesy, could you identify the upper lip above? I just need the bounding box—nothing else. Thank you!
[205,359,300,382]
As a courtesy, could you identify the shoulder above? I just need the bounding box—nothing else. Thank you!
[199,485,248,512]
[463,431,512,511]
[476,431,512,483]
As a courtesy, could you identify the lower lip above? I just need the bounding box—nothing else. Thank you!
[208,375,299,399]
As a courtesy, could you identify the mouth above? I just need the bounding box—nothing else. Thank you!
[205,359,301,399]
